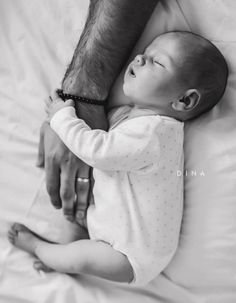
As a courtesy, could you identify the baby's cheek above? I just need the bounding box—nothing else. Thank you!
[123,81,132,97]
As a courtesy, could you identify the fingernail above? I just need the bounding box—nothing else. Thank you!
[65,215,74,222]
[36,161,42,167]
[53,204,61,209]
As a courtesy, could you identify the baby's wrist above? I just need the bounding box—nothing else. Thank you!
[50,106,76,124]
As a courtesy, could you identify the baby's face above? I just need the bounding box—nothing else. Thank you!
[123,33,186,109]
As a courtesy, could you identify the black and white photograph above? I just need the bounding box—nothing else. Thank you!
[0,0,235,302]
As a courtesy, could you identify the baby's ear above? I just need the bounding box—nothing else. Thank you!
[65,99,75,107]
[172,89,201,112]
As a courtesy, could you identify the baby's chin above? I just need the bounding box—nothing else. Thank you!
[123,81,159,107]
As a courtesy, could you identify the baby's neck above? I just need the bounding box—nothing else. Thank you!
[111,102,176,120]
[108,90,177,119]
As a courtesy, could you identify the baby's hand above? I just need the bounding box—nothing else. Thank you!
[44,90,74,122]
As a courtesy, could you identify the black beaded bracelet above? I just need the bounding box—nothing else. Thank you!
[56,89,106,106]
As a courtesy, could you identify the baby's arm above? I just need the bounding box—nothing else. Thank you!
[49,101,161,171]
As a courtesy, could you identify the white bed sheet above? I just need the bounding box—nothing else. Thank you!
[1,1,236,302]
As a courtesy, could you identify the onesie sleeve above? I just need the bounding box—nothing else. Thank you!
[50,106,161,171]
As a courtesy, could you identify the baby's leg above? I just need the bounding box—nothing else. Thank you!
[8,223,89,272]
[8,223,133,283]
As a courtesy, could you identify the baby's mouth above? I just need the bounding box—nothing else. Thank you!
[128,65,136,78]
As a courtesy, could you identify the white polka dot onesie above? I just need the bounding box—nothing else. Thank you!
[51,105,184,285]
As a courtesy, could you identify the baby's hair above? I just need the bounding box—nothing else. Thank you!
[163,31,229,120]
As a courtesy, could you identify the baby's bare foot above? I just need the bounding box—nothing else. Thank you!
[8,223,41,255]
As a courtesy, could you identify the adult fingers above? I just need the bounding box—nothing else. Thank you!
[50,89,60,101]
[45,155,62,209]
[36,122,46,167]
[60,158,78,221]
[75,162,91,225]
[89,173,95,205]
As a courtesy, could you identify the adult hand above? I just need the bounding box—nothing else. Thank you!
[36,0,157,224]
[37,121,91,223]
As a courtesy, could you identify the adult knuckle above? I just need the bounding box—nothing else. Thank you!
[76,210,86,220]
[46,151,57,163]
[79,182,89,190]
[71,155,79,166]
[61,190,73,201]
[62,177,71,188]
[60,151,71,164]
[68,151,78,163]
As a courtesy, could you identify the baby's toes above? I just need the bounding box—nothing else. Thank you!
[8,230,16,244]
[12,223,27,233]
[34,260,53,273]
[10,225,18,236]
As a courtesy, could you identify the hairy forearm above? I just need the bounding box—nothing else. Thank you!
[62,0,158,101]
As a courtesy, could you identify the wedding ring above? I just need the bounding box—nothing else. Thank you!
[77,177,90,183]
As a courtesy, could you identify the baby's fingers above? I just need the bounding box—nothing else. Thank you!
[50,89,61,101]
[44,104,50,114]
[65,99,74,107]
[44,97,53,110]
[44,98,51,114]
[44,96,52,106]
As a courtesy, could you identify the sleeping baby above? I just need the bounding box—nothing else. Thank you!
[8,31,228,285]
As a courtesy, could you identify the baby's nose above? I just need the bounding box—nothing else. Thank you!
[135,55,145,66]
